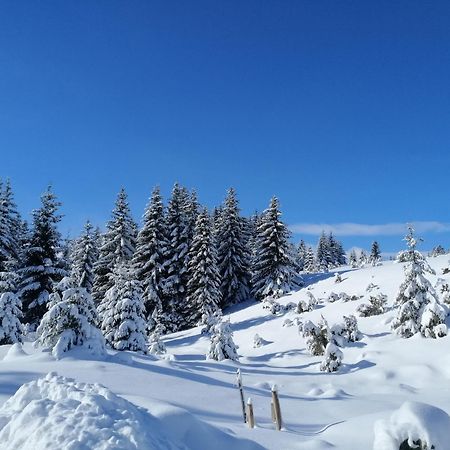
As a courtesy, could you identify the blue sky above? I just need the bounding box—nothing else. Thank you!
[1,1,450,252]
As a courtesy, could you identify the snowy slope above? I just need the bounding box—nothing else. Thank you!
[0,256,450,449]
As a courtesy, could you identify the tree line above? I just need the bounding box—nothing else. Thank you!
[0,180,347,351]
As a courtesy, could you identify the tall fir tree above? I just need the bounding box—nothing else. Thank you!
[316,231,332,272]
[0,180,22,271]
[185,209,222,327]
[132,186,168,323]
[93,188,137,304]
[216,188,250,308]
[297,240,308,272]
[160,183,190,331]
[392,227,448,338]
[0,266,23,344]
[99,264,147,352]
[71,221,99,293]
[303,246,316,273]
[251,197,300,300]
[18,187,66,326]
[369,241,381,265]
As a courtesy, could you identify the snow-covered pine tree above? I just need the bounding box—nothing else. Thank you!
[302,318,329,356]
[160,183,190,331]
[320,342,343,372]
[18,187,66,327]
[185,209,221,327]
[297,240,307,272]
[71,221,99,293]
[349,250,358,268]
[132,186,168,325]
[316,231,332,272]
[330,235,346,267]
[185,189,200,248]
[391,227,448,338]
[100,264,147,352]
[0,267,23,344]
[93,188,137,305]
[369,241,381,266]
[207,317,239,361]
[251,197,300,300]
[217,188,250,308]
[303,246,316,273]
[148,323,166,355]
[0,180,24,271]
[359,250,368,267]
[36,282,105,359]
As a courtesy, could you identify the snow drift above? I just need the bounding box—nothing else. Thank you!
[0,372,262,450]
[373,401,450,449]
[0,372,182,450]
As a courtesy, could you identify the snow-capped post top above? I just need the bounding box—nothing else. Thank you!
[236,368,242,386]
[271,384,278,393]
[247,397,252,405]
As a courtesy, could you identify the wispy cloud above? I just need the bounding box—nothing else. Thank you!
[289,221,450,236]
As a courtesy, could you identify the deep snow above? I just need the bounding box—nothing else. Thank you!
[0,256,450,449]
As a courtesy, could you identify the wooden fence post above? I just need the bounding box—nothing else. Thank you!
[271,384,282,431]
[246,397,255,428]
[236,369,247,423]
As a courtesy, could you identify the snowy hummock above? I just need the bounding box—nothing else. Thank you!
[0,372,261,450]
[373,401,450,449]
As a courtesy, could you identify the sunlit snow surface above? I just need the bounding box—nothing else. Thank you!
[0,255,450,449]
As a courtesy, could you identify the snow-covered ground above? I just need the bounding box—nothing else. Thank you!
[1,256,450,449]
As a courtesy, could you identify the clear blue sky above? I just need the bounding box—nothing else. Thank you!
[1,1,449,253]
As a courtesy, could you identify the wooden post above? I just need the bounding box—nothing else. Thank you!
[246,397,255,428]
[271,384,282,431]
[271,401,275,423]
[236,369,247,423]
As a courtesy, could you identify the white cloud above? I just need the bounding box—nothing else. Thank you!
[289,221,450,236]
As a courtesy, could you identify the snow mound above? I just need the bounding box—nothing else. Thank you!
[373,401,450,449]
[2,344,27,361]
[0,372,183,450]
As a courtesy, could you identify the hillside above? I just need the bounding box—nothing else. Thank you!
[0,255,450,449]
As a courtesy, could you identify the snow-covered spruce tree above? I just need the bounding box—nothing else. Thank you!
[320,342,343,372]
[369,241,382,266]
[349,250,358,268]
[160,183,190,331]
[132,186,168,324]
[216,188,250,308]
[18,187,66,327]
[207,317,239,361]
[251,197,300,300]
[316,231,332,272]
[357,292,388,317]
[328,233,346,267]
[184,209,222,327]
[93,188,137,305]
[0,180,22,271]
[100,264,147,352]
[303,246,316,273]
[297,291,317,313]
[184,189,200,248]
[71,221,99,293]
[301,318,329,356]
[391,227,448,339]
[429,245,446,257]
[36,283,105,359]
[358,250,368,267]
[148,323,166,355]
[296,240,307,272]
[0,268,23,344]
